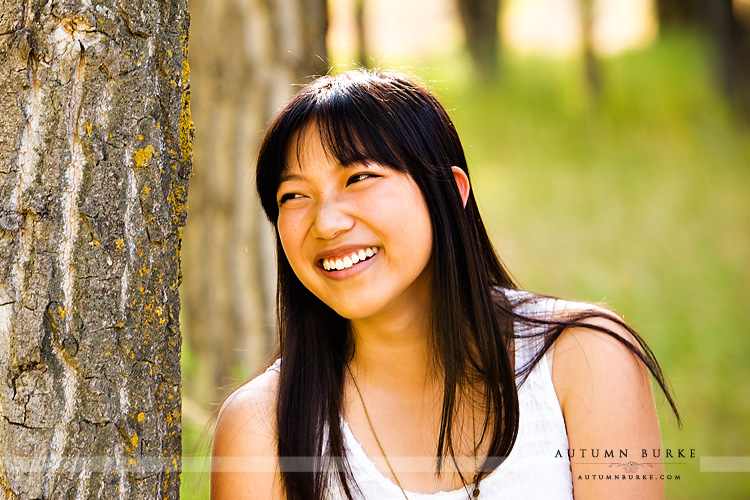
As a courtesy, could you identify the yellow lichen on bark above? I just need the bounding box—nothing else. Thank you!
[134,145,156,168]
[179,28,193,164]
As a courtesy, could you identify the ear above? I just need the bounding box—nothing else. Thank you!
[451,166,471,207]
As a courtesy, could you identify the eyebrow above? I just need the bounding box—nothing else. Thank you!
[279,172,304,183]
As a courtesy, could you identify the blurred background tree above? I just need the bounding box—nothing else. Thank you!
[654,0,750,119]
[580,0,602,101]
[655,0,702,26]
[355,0,370,67]
[707,0,750,119]
[456,0,503,79]
[182,0,750,498]
[183,0,328,419]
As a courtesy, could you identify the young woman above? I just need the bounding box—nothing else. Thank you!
[211,69,679,500]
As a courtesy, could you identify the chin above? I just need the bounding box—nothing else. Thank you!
[328,304,372,321]
[325,298,386,322]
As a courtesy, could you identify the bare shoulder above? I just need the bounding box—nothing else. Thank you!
[550,303,651,420]
[211,369,282,500]
[550,302,664,499]
[218,368,280,428]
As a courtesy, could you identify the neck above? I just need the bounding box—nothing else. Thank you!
[348,308,437,393]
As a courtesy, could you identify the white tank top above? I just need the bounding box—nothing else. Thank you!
[326,290,573,500]
[269,289,574,499]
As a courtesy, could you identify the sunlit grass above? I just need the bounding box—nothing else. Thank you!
[182,30,750,499]
[181,340,214,499]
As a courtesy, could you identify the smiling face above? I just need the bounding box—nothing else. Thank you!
[276,125,434,324]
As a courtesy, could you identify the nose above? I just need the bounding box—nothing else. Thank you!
[312,197,355,239]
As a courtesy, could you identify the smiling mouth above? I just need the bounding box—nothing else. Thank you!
[321,247,380,271]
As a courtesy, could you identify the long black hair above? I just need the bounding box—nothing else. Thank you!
[255,69,679,500]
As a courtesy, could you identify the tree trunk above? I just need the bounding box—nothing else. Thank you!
[0,0,191,498]
[355,0,369,68]
[655,0,703,27]
[581,0,602,103]
[183,0,328,409]
[707,0,750,121]
[455,0,501,80]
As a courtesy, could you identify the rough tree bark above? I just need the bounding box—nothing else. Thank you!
[455,0,501,80]
[183,0,328,407]
[0,1,191,499]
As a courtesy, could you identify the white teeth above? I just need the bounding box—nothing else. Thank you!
[322,246,379,272]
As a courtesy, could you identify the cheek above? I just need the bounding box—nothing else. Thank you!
[413,212,434,260]
[388,190,433,258]
[277,218,291,248]
[277,215,304,262]
[414,204,434,263]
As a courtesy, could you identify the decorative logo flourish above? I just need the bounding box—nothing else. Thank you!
[576,461,660,473]
[609,461,654,473]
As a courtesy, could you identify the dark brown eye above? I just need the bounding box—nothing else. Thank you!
[278,193,303,205]
[346,173,377,186]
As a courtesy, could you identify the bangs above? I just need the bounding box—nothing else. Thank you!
[283,101,410,177]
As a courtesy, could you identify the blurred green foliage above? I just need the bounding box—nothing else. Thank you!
[181,29,750,499]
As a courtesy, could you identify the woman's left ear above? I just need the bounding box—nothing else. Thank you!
[451,166,471,208]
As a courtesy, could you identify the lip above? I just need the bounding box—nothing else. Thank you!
[314,244,379,263]
[317,247,379,281]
